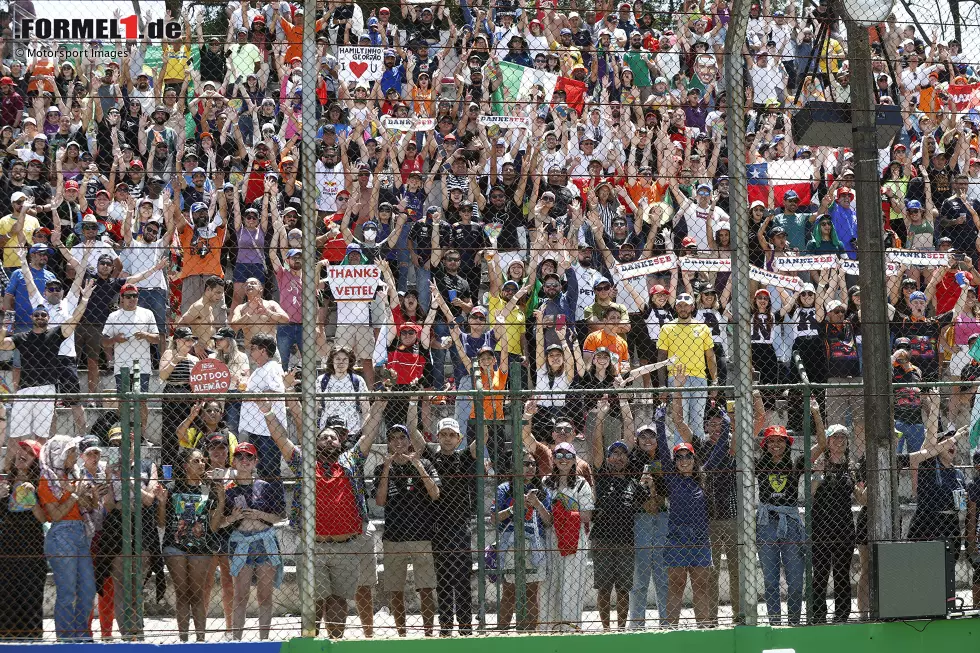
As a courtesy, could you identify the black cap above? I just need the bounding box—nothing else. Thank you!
[206,433,230,447]
[214,326,237,340]
[173,326,197,340]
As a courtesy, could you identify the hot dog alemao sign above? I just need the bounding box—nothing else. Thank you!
[327,265,381,301]
[189,360,232,394]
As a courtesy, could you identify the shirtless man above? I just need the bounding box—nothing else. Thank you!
[230,277,290,364]
[176,275,227,356]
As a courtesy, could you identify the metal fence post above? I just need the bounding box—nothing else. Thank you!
[118,366,133,637]
[473,369,487,632]
[798,355,813,624]
[131,361,144,637]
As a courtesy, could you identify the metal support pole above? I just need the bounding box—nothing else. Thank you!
[118,366,133,637]
[298,0,321,638]
[724,0,759,626]
[473,369,487,632]
[846,20,896,576]
[800,358,813,624]
[509,360,527,628]
[131,361,144,637]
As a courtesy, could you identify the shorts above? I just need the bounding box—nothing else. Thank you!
[382,540,437,592]
[334,323,376,361]
[233,262,267,284]
[826,377,865,426]
[313,534,378,600]
[629,312,657,363]
[242,536,277,567]
[591,539,634,591]
[56,357,81,402]
[74,322,104,362]
[664,526,713,568]
[10,385,56,439]
[163,545,212,563]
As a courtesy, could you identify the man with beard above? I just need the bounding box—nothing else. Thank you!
[269,248,304,370]
[176,275,227,355]
[122,215,175,364]
[565,243,604,342]
[474,183,527,256]
[140,105,178,160]
[176,199,228,313]
[0,278,93,440]
[125,70,156,115]
[262,394,386,639]
[657,293,717,440]
[231,278,290,362]
[0,160,29,217]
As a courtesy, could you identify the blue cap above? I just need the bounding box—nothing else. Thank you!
[388,424,409,435]
[191,166,206,174]
[28,243,51,255]
[190,202,208,213]
[346,243,362,253]
[368,16,379,25]
[384,48,396,57]
[363,221,378,230]
[426,206,441,216]
[593,276,612,289]
[31,304,49,316]
[502,279,520,291]
[906,199,923,210]
[560,27,572,35]
[606,440,629,456]
[909,291,927,302]
[222,182,234,190]
[286,248,302,258]
[783,189,799,200]
[772,135,785,143]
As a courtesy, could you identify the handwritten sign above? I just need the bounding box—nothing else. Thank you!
[328,265,381,301]
[338,46,383,83]
[189,359,232,394]
[750,266,804,292]
[773,254,838,272]
[380,115,436,132]
[679,257,732,272]
[479,115,531,130]
[616,253,677,279]
[886,249,949,267]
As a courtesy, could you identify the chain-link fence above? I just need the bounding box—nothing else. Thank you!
[1,0,980,643]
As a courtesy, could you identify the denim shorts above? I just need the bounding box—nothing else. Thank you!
[242,537,276,566]
[163,545,212,563]
[233,262,267,284]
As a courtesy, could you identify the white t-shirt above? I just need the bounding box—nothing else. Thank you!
[240,359,287,437]
[750,61,782,104]
[678,203,729,251]
[317,373,365,433]
[120,239,167,290]
[102,306,159,374]
[315,160,345,212]
[70,241,118,273]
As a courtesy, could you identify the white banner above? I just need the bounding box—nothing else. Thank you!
[381,116,436,132]
[338,46,384,83]
[886,249,949,267]
[679,257,731,272]
[750,266,804,292]
[840,258,899,276]
[773,254,839,272]
[616,253,678,279]
[328,265,381,301]
[479,114,531,130]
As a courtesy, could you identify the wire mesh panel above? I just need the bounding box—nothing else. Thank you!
[0,0,980,643]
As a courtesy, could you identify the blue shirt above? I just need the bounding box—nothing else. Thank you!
[829,203,858,260]
[6,266,55,331]
[380,64,406,96]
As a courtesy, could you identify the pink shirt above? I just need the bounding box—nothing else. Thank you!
[276,268,302,324]
[953,312,980,345]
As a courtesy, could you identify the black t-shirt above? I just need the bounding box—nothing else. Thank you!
[82,275,125,325]
[590,468,649,542]
[12,327,67,388]
[811,458,857,538]
[822,320,860,379]
[893,363,924,424]
[422,447,476,541]
[373,458,441,542]
[483,201,524,251]
[450,221,488,266]
[890,312,952,381]
[432,268,471,318]
[756,452,804,506]
[939,195,980,254]
[162,479,218,554]
[408,217,451,264]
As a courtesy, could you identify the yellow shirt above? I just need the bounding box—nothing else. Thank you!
[0,214,39,268]
[657,320,713,379]
[489,294,525,356]
[163,44,191,83]
[818,39,845,74]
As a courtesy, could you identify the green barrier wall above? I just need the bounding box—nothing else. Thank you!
[283,618,980,653]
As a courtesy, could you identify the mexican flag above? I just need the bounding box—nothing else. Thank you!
[491,61,588,116]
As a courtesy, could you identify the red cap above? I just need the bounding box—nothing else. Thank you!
[399,321,422,335]
[200,131,213,140]
[672,442,695,455]
[64,180,80,191]
[970,157,980,166]
[290,56,302,64]
[681,236,697,248]
[893,143,907,151]
[444,134,457,141]
[95,189,110,198]
[120,283,139,295]
[836,186,854,198]
[755,288,770,298]
[650,284,669,295]
[36,227,51,237]
[235,442,259,457]
[761,424,794,446]
[129,159,144,169]
[337,189,351,198]
[17,439,41,459]
[252,14,265,23]
[379,6,390,13]
[0,77,13,86]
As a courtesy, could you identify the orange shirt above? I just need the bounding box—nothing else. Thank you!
[38,477,82,521]
[471,368,508,420]
[280,19,303,63]
[582,330,630,371]
[177,224,225,279]
[28,59,56,95]
[411,87,434,117]
[626,179,668,206]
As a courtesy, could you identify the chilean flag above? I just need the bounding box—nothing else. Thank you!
[747,160,815,207]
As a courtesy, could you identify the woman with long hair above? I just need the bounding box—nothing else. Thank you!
[532,311,582,441]
[222,443,285,641]
[806,214,846,254]
[572,347,620,458]
[494,453,552,632]
[750,289,781,408]
[543,442,594,631]
[211,327,250,434]
[202,433,237,637]
[177,400,238,456]
[0,438,46,640]
[159,448,224,642]
[315,345,370,435]
[159,327,201,470]
[38,435,98,641]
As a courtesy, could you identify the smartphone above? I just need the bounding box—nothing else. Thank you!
[643,463,654,475]
[556,314,567,329]
[448,289,458,302]
[161,465,173,480]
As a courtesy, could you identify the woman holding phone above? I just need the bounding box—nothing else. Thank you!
[222,443,285,641]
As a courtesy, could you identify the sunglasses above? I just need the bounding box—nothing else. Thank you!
[122,294,139,299]
[522,460,537,468]
[554,452,576,461]
[233,453,256,461]
[553,425,574,434]
[596,285,612,291]
[445,257,461,263]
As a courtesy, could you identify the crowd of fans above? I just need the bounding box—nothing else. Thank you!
[0,0,980,642]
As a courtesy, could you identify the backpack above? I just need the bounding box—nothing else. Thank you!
[318,373,364,423]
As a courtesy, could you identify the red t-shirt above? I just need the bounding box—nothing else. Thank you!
[38,478,82,522]
[936,271,966,314]
[314,461,362,537]
[321,212,347,263]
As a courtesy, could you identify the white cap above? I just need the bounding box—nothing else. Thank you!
[437,417,461,435]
